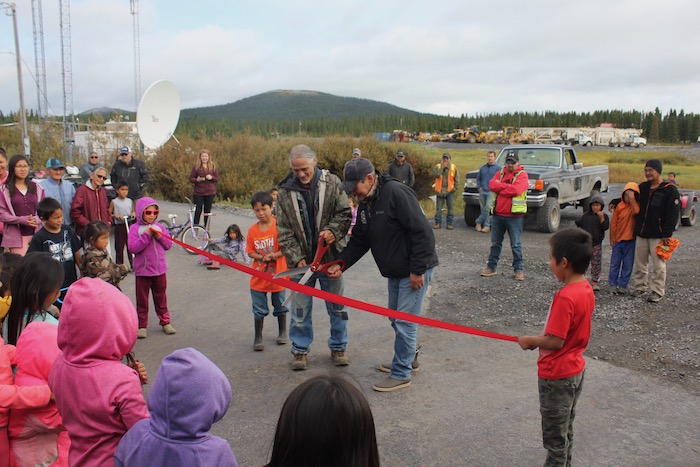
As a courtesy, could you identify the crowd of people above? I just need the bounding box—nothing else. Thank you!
[0,141,682,465]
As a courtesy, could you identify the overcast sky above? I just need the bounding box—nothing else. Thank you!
[1,0,698,118]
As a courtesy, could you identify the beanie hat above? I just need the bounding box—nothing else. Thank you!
[645,159,662,174]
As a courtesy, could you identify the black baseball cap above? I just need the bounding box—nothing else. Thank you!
[342,158,375,193]
[505,152,519,163]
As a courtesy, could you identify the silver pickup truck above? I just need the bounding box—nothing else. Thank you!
[462,145,609,232]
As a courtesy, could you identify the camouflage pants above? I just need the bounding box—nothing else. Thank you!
[539,371,585,467]
[590,244,602,283]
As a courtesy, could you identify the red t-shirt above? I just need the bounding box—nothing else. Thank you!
[537,281,595,379]
[246,219,287,293]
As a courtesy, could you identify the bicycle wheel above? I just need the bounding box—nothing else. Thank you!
[180,225,209,255]
[158,218,172,228]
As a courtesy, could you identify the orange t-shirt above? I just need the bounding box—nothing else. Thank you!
[246,218,288,292]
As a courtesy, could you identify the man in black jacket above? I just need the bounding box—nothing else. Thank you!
[110,146,148,200]
[631,159,680,303]
[328,158,438,392]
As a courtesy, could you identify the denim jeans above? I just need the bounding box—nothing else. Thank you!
[387,268,434,380]
[434,192,455,226]
[487,215,524,272]
[250,290,288,320]
[289,273,348,354]
[475,191,493,227]
[608,240,635,289]
[539,371,585,467]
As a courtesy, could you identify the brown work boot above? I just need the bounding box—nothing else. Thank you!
[514,271,525,281]
[331,350,349,366]
[481,226,490,233]
[475,224,482,232]
[446,224,454,230]
[434,224,441,229]
[480,268,497,277]
[291,353,308,371]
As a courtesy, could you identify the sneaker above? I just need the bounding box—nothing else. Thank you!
[373,376,411,392]
[162,324,177,335]
[592,282,600,291]
[475,224,482,232]
[378,361,419,373]
[514,271,525,281]
[629,289,646,297]
[207,261,221,270]
[331,350,349,366]
[446,224,454,230]
[199,260,213,266]
[434,224,441,230]
[616,287,628,295]
[137,328,147,339]
[481,226,490,233]
[647,292,663,303]
[480,268,497,277]
[291,353,308,371]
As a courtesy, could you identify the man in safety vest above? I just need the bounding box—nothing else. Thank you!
[432,153,459,229]
[480,151,528,280]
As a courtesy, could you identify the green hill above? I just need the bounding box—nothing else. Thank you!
[180,90,424,121]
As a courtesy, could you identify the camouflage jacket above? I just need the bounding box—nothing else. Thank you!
[80,247,129,287]
[276,167,351,268]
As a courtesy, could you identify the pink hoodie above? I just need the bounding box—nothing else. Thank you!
[10,322,69,466]
[49,278,148,467]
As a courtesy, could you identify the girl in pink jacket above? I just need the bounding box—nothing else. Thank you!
[49,278,149,467]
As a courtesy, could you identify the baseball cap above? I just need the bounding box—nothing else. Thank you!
[352,148,361,157]
[396,150,405,157]
[505,152,519,163]
[45,158,65,169]
[341,158,375,193]
[119,146,131,155]
[442,153,451,160]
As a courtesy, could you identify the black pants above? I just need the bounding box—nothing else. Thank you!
[114,223,133,267]
[193,194,214,227]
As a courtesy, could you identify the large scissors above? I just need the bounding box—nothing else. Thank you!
[273,236,345,306]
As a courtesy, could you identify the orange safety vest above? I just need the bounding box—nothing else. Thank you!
[435,163,457,193]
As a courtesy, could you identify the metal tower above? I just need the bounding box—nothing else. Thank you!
[59,0,76,161]
[130,0,141,112]
[30,0,48,121]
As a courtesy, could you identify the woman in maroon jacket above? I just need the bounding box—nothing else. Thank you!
[70,166,111,237]
[189,149,219,227]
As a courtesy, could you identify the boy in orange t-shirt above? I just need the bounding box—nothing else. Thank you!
[519,228,595,467]
[246,191,289,351]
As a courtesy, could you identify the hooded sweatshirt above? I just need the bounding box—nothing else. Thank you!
[49,278,149,467]
[115,348,238,467]
[10,322,69,467]
[128,197,172,277]
[611,182,641,243]
[575,195,610,245]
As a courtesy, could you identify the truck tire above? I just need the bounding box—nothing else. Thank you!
[637,143,645,148]
[467,135,476,143]
[536,197,560,232]
[464,204,479,227]
[584,141,593,146]
[581,189,601,212]
[681,205,696,226]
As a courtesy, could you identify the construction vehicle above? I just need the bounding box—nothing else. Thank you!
[452,126,487,143]
[502,126,535,144]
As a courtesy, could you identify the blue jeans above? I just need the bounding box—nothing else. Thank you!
[487,215,524,272]
[387,268,435,380]
[434,192,455,226]
[289,273,348,354]
[609,240,635,288]
[475,191,493,227]
[250,290,288,320]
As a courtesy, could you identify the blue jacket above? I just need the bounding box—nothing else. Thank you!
[477,162,501,192]
[128,197,172,277]
[115,348,238,467]
[39,178,76,225]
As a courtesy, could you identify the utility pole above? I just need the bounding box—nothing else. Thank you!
[31,0,48,122]
[59,0,76,163]
[130,0,141,113]
[1,2,30,158]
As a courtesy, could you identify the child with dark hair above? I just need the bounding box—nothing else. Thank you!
[266,375,379,467]
[109,180,135,269]
[246,191,288,351]
[518,227,595,467]
[28,197,82,300]
[609,183,640,294]
[115,348,238,467]
[575,195,609,291]
[80,220,129,288]
[202,224,251,270]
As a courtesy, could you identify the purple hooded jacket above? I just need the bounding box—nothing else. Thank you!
[127,197,172,277]
[114,348,237,467]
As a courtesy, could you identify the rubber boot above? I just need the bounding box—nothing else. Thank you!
[254,319,264,351]
[276,315,289,345]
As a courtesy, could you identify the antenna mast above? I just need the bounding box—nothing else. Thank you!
[59,0,76,162]
[130,0,141,113]
[30,0,48,121]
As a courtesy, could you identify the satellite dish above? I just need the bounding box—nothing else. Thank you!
[136,80,181,149]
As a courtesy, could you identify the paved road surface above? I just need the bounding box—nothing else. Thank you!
[120,200,700,466]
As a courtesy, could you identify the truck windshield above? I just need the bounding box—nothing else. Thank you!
[499,148,560,167]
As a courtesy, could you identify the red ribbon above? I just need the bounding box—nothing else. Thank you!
[172,236,518,343]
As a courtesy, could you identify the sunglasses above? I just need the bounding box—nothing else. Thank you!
[90,156,98,159]
[144,210,160,216]
[96,175,107,180]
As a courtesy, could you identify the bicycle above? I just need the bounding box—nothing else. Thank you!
[157,197,212,255]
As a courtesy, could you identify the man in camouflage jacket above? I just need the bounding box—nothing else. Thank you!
[276,144,352,370]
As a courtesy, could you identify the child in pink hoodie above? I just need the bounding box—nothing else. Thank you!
[49,278,149,467]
